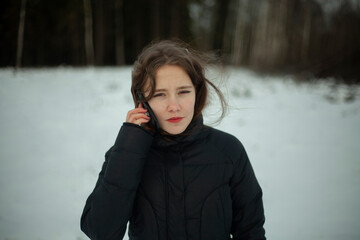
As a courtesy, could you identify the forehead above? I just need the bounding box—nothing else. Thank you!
[154,65,193,88]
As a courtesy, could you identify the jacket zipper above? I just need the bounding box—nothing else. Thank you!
[164,163,169,240]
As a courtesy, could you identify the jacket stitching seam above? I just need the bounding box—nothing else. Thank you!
[199,183,228,240]
[136,188,161,240]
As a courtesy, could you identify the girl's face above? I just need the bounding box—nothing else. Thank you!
[147,65,196,135]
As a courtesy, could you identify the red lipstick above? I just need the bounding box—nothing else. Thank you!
[167,117,183,123]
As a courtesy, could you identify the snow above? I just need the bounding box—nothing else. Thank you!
[0,67,359,240]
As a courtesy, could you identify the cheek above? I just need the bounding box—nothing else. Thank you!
[148,101,164,118]
[185,96,196,113]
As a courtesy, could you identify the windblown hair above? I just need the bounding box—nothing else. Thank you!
[131,39,226,125]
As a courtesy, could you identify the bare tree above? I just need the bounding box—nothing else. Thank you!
[170,0,182,37]
[231,0,251,65]
[83,0,95,65]
[151,0,161,39]
[16,0,27,69]
[211,0,230,50]
[249,0,289,69]
[95,0,104,65]
[114,0,125,65]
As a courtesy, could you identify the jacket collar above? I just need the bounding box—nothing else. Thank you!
[152,115,205,150]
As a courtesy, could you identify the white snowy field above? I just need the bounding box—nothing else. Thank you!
[0,67,359,240]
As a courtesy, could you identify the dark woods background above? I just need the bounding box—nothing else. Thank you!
[1,0,360,83]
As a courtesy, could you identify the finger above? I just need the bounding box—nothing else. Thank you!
[126,112,150,124]
[126,108,148,121]
[129,111,150,120]
[128,112,150,122]
[134,118,150,126]
[132,107,148,113]
[130,107,148,115]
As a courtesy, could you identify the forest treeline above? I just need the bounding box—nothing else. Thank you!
[1,0,359,82]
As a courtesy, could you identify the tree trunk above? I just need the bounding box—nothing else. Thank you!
[301,1,311,64]
[232,0,261,66]
[95,0,104,65]
[83,0,95,65]
[250,0,289,69]
[152,0,161,39]
[170,0,181,37]
[114,0,125,65]
[231,0,245,65]
[16,0,27,69]
[211,0,230,50]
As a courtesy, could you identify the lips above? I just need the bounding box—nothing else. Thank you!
[166,117,183,123]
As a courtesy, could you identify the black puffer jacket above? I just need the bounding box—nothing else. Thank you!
[81,118,266,240]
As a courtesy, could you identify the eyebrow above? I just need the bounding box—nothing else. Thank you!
[154,85,193,92]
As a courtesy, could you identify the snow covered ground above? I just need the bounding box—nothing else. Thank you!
[0,67,359,240]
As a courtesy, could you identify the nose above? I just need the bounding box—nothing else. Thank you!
[167,96,180,112]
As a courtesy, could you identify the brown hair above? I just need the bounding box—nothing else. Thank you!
[131,39,226,126]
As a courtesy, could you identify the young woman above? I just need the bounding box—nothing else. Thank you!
[81,40,266,240]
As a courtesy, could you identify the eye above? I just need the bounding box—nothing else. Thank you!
[153,93,165,98]
[179,90,191,95]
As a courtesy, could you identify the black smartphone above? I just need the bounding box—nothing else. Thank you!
[136,92,160,131]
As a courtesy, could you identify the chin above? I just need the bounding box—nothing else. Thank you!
[163,125,187,135]
[166,129,186,135]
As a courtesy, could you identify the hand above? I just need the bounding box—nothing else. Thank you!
[126,103,150,126]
